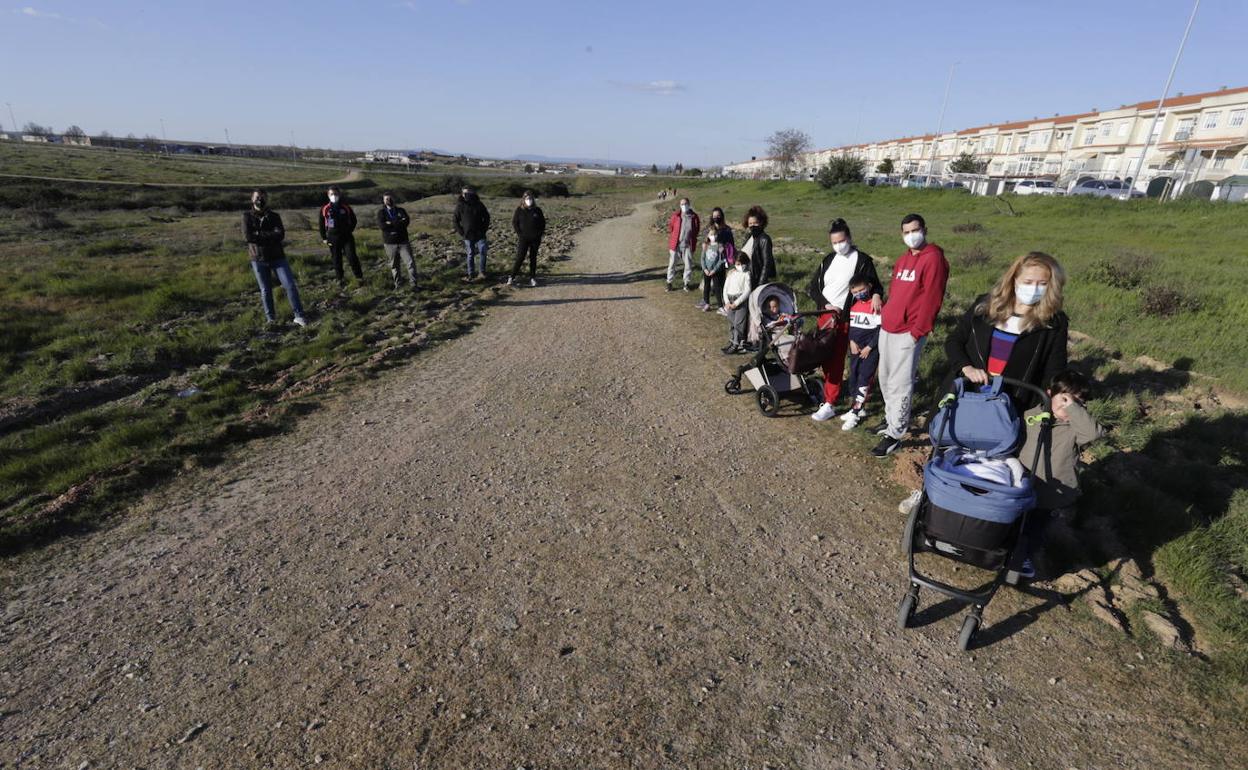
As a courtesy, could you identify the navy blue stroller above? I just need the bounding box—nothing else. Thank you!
[897,376,1052,651]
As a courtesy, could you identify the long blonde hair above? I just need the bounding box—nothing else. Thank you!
[976,251,1066,330]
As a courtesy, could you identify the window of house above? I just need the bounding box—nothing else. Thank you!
[982,136,996,152]
[1083,129,1095,146]
[1003,136,1013,153]
[1230,110,1245,128]
[1100,123,1112,137]
[1203,112,1221,129]
[1241,154,1248,171]
[1175,118,1196,140]
[1213,157,1228,170]
[1117,122,1129,138]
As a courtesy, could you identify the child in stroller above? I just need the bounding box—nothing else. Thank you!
[723,283,825,416]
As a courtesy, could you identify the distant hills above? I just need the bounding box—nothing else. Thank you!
[405,147,646,168]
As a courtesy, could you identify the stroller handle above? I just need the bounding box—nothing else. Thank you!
[950,376,1052,412]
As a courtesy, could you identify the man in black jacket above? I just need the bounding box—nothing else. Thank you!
[318,185,363,285]
[377,192,417,291]
[453,186,491,282]
[509,190,546,287]
[242,189,307,327]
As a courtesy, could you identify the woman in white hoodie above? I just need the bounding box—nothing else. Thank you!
[721,253,752,354]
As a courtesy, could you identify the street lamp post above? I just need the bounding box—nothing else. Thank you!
[1128,0,1200,201]
[924,62,958,183]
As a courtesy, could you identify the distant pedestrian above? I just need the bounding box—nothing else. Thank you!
[696,207,734,312]
[509,189,546,287]
[377,192,417,291]
[242,189,307,327]
[666,197,700,292]
[453,186,491,282]
[871,213,949,457]
[740,206,776,290]
[318,185,362,286]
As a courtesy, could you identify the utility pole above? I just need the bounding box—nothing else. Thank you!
[290,130,297,162]
[6,102,17,134]
[160,118,168,155]
[1129,0,1200,201]
[924,62,958,182]
[224,128,232,156]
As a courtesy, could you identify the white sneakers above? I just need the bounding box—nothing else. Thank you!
[529,278,538,287]
[898,489,923,515]
[840,411,861,431]
[811,403,837,422]
[292,316,308,327]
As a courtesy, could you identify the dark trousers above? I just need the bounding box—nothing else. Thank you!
[702,268,726,305]
[328,235,363,282]
[1013,507,1053,568]
[511,237,541,279]
[846,340,881,410]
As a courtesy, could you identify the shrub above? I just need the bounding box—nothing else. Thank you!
[816,156,865,189]
[956,243,991,268]
[1140,284,1201,317]
[1086,251,1155,290]
[951,221,984,233]
[433,174,469,195]
[540,181,571,198]
[19,209,69,230]
[78,237,146,257]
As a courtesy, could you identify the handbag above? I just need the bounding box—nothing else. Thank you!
[786,325,839,373]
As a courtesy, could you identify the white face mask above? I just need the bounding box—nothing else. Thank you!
[903,230,925,249]
[832,240,852,256]
[708,234,717,243]
[1015,283,1047,306]
[736,263,748,272]
[680,204,689,213]
[328,195,339,204]
[523,198,533,206]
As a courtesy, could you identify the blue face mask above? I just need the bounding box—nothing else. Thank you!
[852,290,870,301]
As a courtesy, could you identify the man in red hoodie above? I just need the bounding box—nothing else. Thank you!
[872,213,949,457]
[665,197,700,292]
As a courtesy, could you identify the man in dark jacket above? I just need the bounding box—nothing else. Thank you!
[242,189,307,327]
[318,185,363,285]
[377,192,417,291]
[453,186,491,282]
[509,189,546,287]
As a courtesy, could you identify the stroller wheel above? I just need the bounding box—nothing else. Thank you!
[724,377,742,395]
[957,613,980,652]
[897,591,917,630]
[756,386,780,416]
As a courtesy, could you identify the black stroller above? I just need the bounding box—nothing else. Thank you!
[897,376,1052,651]
[723,282,824,416]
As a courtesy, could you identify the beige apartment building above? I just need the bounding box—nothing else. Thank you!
[724,85,1248,198]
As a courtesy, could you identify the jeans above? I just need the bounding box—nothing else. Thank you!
[463,238,488,276]
[846,339,880,410]
[384,242,418,286]
[511,237,540,279]
[327,235,363,282]
[701,267,725,305]
[667,246,693,286]
[251,259,305,321]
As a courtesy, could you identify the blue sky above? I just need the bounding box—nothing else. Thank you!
[1,0,1243,165]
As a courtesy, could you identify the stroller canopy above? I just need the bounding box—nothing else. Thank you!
[747,282,797,342]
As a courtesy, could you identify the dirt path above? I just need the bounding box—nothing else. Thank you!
[0,203,1238,769]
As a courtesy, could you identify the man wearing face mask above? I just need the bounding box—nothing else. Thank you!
[318,186,362,286]
[377,192,417,291]
[806,217,884,422]
[453,186,491,282]
[665,197,700,292]
[509,189,546,287]
[871,213,949,457]
[242,189,308,327]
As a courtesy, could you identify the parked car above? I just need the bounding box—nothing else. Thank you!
[1013,179,1063,196]
[941,181,969,191]
[1069,179,1145,199]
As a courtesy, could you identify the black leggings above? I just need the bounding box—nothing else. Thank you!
[511,237,540,279]
[702,267,726,305]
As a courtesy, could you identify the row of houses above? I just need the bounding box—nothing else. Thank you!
[723,84,1248,199]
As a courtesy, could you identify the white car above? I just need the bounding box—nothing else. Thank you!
[1069,179,1145,199]
[1013,179,1062,196]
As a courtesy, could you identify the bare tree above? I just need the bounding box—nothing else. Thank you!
[22,121,52,136]
[765,128,813,176]
[64,125,86,140]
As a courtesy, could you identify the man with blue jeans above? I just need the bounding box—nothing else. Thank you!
[242,189,308,327]
[453,186,491,282]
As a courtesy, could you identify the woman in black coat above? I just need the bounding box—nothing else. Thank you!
[943,251,1069,410]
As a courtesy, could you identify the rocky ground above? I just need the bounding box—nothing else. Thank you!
[0,202,1242,769]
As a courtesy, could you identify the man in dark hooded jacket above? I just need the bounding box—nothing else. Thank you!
[453,186,491,282]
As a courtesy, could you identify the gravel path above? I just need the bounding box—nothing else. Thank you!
[0,202,1238,769]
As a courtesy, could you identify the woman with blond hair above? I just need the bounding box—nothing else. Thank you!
[943,251,1069,410]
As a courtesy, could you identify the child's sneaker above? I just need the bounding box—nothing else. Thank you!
[529,278,538,287]
[841,411,863,431]
[898,489,922,514]
[811,402,836,422]
[1017,558,1036,579]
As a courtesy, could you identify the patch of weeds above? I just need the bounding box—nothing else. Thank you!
[955,243,991,268]
[19,209,70,231]
[1086,251,1155,290]
[1140,284,1201,318]
[951,221,984,233]
[78,237,146,258]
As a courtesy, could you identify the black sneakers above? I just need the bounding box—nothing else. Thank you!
[871,436,901,457]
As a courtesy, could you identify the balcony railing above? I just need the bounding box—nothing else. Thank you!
[1174,129,1193,141]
